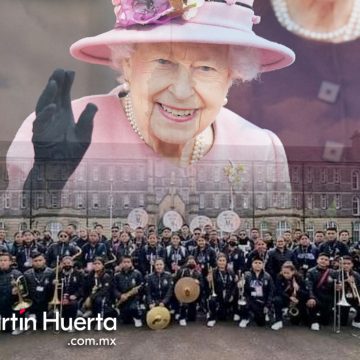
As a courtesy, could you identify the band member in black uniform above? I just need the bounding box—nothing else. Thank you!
[271,261,308,330]
[46,231,82,268]
[108,226,121,256]
[133,227,147,247]
[160,227,172,248]
[94,224,108,244]
[265,237,294,281]
[65,224,80,245]
[83,257,115,325]
[24,252,54,328]
[145,258,173,310]
[305,253,337,331]
[208,230,224,255]
[113,231,136,262]
[192,236,217,276]
[59,256,83,330]
[11,231,23,259]
[113,255,143,327]
[139,233,165,276]
[174,256,202,326]
[206,253,236,327]
[239,257,274,328]
[184,227,201,254]
[245,239,268,271]
[179,224,192,245]
[165,234,188,274]
[38,231,54,250]
[16,230,45,273]
[76,227,89,249]
[0,228,13,254]
[0,252,25,333]
[81,230,108,272]
[339,256,360,328]
[318,227,349,264]
[223,235,246,275]
[292,233,319,278]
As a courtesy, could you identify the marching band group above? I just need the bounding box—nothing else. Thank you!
[0,224,360,334]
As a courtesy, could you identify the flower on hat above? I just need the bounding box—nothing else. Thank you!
[113,0,205,27]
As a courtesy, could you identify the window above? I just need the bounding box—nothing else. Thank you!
[93,167,99,181]
[335,194,341,209]
[306,167,313,183]
[307,194,314,209]
[4,193,10,209]
[292,193,300,209]
[306,223,315,241]
[320,168,327,184]
[260,221,268,238]
[353,222,360,243]
[123,194,130,209]
[276,220,291,238]
[256,166,264,183]
[324,221,337,230]
[292,167,299,183]
[352,170,359,190]
[46,222,63,239]
[19,222,28,232]
[353,196,360,216]
[92,193,99,209]
[243,194,249,209]
[199,194,205,209]
[320,194,327,209]
[20,193,26,209]
[271,193,278,208]
[256,193,265,209]
[279,193,286,208]
[50,192,59,208]
[214,167,221,182]
[36,192,44,209]
[76,193,84,209]
[214,194,220,209]
[334,169,340,184]
[61,192,68,208]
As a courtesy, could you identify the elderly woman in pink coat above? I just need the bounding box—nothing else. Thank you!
[6,0,294,192]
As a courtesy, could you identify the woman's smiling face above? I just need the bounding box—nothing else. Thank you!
[122,42,232,146]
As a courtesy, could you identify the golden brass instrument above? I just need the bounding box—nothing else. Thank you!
[333,258,351,334]
[146,306,171,330]
[115,284,143,307]
[49,256,64,312]
[83,274,101,310]
[346,273,360,306]
[11,275,32,311]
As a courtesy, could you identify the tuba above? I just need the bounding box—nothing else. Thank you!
[12,275,32,311]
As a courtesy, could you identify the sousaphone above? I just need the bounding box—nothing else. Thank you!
[174,277,200,304]
[146,306,171,330]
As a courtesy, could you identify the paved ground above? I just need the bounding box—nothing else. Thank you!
[1,322,359,360]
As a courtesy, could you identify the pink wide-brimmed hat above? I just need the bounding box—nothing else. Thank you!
[70,0,295,72]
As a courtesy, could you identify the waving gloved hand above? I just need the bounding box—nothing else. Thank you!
[33,68,97,161]
[24,69,98,191]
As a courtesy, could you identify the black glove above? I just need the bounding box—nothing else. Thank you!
[24,69,98,191]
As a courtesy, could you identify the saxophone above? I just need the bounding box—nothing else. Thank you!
[115,284,143,307]
[83,274,101,310]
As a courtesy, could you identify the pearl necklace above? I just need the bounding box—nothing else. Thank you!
[272,0,360,42]
[123,94,205,165]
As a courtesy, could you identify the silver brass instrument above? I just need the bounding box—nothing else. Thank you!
[333,258,351,333]
[346,272,360,306]
[237,273,246,306]
[11,275,32,311]
[208,266,217,298]
[49,256,64,313]
[288,278,300,317]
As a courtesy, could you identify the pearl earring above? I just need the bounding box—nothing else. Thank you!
[223,97,228,106]
[118,80,130,98]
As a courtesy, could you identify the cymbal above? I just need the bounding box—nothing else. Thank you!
[174,277,200,304]
[146,306,171,330]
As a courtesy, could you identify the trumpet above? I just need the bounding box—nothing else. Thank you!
[11,275,32,311]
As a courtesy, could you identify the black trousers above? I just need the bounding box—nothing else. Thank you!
[179,302,197,321]
[61,302,78,326]
[339,298,360,325]
[119,300,141,323]
[240,298,266,326]
[208,297,233,321]
[308,300,333,325]
[273,296,307,325]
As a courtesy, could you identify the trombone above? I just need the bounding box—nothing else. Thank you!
[11,275,32,311]
[333,257,351,333]
[49,256,64,318]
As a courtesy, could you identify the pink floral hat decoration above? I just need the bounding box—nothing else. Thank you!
[70,0,295,72]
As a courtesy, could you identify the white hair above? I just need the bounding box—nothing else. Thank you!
[110,43,261,84]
